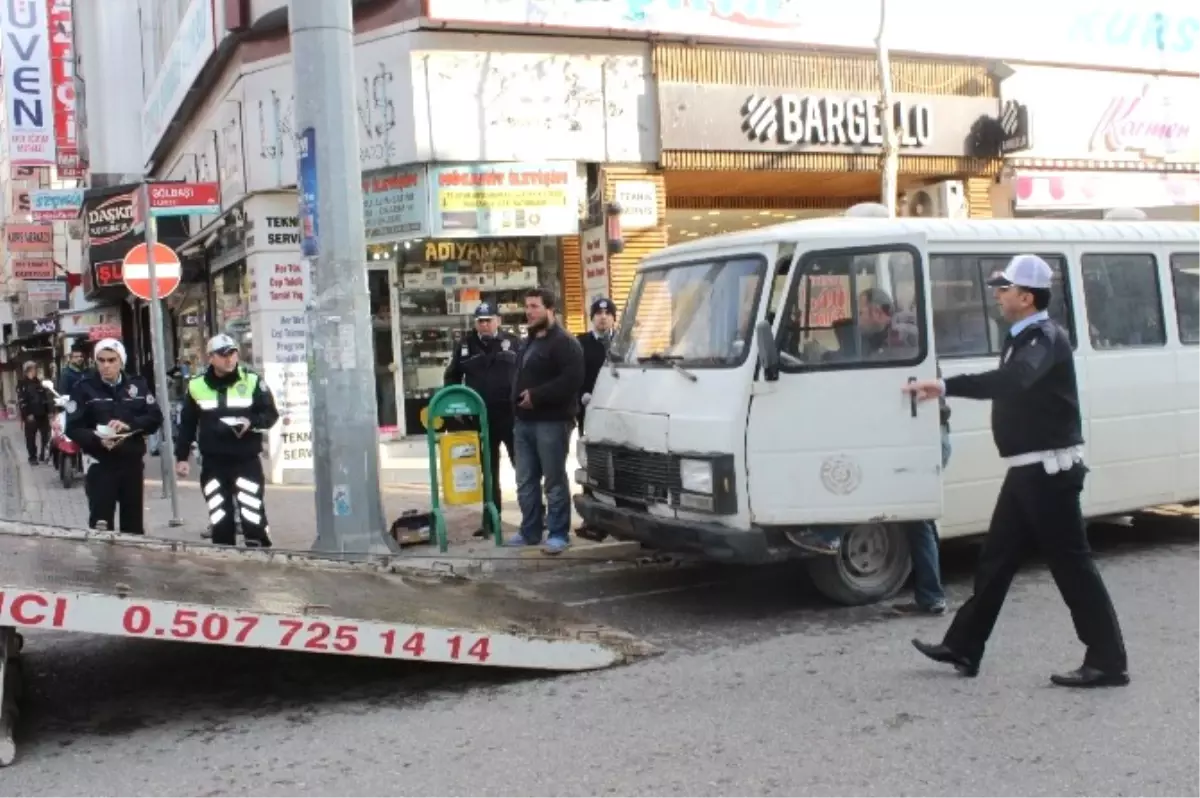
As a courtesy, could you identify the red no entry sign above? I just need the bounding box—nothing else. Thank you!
[122,242,181,301]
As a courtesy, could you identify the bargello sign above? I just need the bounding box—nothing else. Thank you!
[659,84,1000,158]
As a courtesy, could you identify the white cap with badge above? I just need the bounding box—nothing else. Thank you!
[986,254,1053,290]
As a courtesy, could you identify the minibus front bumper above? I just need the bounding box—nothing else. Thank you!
[573,493,786,565]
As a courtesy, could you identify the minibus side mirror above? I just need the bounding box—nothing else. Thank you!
[755,320,780,382]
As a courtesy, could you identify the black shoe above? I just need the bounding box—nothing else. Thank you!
[889,600,947,617]
[911,638,979,677]
[473,527,489,539]
[575,524,608,542]
[1050,666,1129,688]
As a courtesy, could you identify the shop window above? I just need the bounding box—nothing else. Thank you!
[368,269,399,431]
[371,237,560,433]
[212,262,254,365]
[1081,254,1165,349]
[776,247,924,368]
[1170,252,1199,345]
[929,253,1073,357]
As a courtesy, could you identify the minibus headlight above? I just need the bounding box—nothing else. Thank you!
[679,458,714,494]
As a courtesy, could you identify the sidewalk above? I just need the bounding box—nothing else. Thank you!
[0,422,637,571]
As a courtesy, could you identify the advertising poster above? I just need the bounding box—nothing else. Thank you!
[428,162,579,238]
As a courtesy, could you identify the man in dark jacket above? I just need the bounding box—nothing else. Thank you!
[17,361,52,465]
[65,339,163,534]
[443,302,521,536]
[57,344,90,397]
[175,334,279,548]
[509,288,584,554]
[576,297,616,434]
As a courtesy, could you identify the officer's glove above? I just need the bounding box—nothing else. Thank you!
[582,393,592,406]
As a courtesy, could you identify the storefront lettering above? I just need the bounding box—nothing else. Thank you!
[268,262,306,302]
[742,94,931,148]
[86,193,135,243]
[1091,86,1193,155]
[1067,10,1198,56]
[437,169,570,188]
[423,240,533,262]
[264,215,300,245]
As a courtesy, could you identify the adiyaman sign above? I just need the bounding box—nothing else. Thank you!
[1,0,56,166]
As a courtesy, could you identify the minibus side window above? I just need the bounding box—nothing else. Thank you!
[1169,252,1199,345]
[776,245,925,369]
[929,253,1074,357]
[1080,253,1166,349]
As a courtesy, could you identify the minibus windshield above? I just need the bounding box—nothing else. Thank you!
[610,254,768,368]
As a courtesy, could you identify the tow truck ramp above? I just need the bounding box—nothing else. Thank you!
[0,521,656,766]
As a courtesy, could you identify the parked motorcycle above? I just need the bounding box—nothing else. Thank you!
[41,381,83,489]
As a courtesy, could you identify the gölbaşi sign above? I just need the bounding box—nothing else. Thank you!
[659,84,999,158]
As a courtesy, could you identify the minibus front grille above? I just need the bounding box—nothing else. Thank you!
[585,443,680,503]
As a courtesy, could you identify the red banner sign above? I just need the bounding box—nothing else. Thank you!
[46,0,78,176]
[6,224,53,252]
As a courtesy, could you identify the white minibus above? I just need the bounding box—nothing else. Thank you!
[574,208,1199,605]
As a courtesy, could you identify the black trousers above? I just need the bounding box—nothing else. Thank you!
[482,410,515,516]
[200,457,271,547]
[943,463,1127,672]
[24,416,50,461]
[86,457,146,534]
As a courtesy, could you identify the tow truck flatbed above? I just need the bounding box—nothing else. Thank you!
[0,522,654,766]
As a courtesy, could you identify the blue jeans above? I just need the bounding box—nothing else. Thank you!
[513,419,573,544]
[906,426,953,608]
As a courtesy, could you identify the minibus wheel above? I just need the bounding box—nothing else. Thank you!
[806,522,911,606]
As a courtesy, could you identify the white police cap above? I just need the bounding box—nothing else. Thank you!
[986,254,1053,290]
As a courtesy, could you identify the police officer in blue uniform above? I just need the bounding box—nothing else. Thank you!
[65,338,164,534]
[904,255,1128,688]
[576,297,616,434]
[443,302,521,536]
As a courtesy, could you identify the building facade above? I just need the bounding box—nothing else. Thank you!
[77,0,1197,483]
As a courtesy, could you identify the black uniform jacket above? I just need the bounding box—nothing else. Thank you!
[443,330,521,409]
[66,372,164,462]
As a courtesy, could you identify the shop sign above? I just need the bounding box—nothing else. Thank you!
[88,324,122,341]
[9,183,33,219]
[11,258,56,280]
[428,162,580,238]
[60,308,119,336]
[363,166,428,242]
[248,253,311,313]
[422,239,539,262]
[0,0,55,166]
[1001,68,1198,163]
[91,260,124,288]
[424,0,1200,74]
[613,181,658,230]
[25,280,65,301]
[1012,170,1200,211]
[6,224,53,252]
[16,317,56,338]
[48,0,78,174]
[581,226,610,311]
[31,187,84,221]
[1000,101,1033,155]
[659,84,998,157]
[142,0,216,162]
[85,192,137,246]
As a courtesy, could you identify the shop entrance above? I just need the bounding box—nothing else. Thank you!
[368,262,404,438]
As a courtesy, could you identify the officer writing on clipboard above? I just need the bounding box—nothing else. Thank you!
[903,255,1129,688]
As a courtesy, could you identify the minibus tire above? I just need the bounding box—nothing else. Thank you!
[805,523,912,606]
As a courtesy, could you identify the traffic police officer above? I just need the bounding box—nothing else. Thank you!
[174,334,279,548]
[65,338,163,534]
[576,297,616,434]
[443,302,520,537]
[905,255,1128,688]
[575,297,616,542]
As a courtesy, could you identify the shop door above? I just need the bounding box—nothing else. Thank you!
[745,234,943,525]
[368,264,404,437]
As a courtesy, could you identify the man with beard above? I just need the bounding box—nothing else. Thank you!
[58,344,90,397]
[443,302,521,538]
[508,288,584,555]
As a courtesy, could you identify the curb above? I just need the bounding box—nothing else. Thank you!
[0,433,34,522]
[397,539,644,578]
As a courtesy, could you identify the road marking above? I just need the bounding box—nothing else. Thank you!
[563,581,726,607]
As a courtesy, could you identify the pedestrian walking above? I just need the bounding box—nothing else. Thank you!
[508,288,584,555]
[174,335,279,548]
[17,361,53,465]
[57,343,90,397]
[443,302,521,538]
[574,297,616,542]
[65,338,163,534]
[904,254,1128,687]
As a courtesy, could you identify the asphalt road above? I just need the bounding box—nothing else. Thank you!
[3,515,1197,797]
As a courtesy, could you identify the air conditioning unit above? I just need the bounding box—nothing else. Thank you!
[901,180,967,219]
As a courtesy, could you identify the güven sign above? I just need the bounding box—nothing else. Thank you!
[0,0,56,166]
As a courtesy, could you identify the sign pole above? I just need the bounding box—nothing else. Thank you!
[141,182,184,527]
[289,0,393,558]
[875,0,899,217]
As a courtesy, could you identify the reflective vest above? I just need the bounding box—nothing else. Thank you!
[188,368,258,411]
